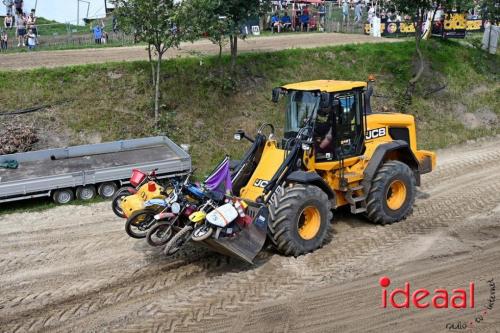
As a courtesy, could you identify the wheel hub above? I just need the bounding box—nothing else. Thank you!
[386,180,407,211]
[298,206,321,240]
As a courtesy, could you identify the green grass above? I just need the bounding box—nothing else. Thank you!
[0,39,498,213]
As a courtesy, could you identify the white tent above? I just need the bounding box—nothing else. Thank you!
[2,0,115,25]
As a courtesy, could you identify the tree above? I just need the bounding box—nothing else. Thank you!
[392,0,477,98]
[187,0,231,62]
[481,0,500,24]
[391,0,434,98]
[229,0,271,69]
[115,0,195,125]
[189,0,269,70]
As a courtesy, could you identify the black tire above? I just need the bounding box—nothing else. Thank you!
[111,186,136,218]
[146,223,173,247]
[191,224,214,242]
[52,189,75,204]
[163,225,193,256]
[366,161,416,225]
[98,182,118,199]
[268,184,332,257]
[125,209,156,239]
[76,185,96,201]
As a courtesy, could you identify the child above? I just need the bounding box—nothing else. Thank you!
[27,27,36,51]
[0,31,8,51]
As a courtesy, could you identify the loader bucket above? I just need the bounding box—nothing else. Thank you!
[202,206,268,264]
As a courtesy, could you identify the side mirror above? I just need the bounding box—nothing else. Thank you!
[234,129,245,141]
[320,93,330,108]
[272,87,282,103]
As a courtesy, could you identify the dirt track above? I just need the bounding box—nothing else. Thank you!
[1,137,500,332]
[0,33,399,70]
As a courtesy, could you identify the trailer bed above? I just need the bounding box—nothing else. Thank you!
[0,137,191,203]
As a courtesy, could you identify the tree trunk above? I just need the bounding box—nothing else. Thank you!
[405,13,425,101]
[148,43,155,84]
[154,53,162,127]
[218,41,224,83]
[230,35,238,70]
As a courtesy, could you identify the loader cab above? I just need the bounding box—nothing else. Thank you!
[279,81,366,162]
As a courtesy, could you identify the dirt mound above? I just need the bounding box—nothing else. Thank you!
[0,124,38,155]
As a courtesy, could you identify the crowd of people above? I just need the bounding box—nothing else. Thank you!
[270,4,326,33]
[1,0,38,51]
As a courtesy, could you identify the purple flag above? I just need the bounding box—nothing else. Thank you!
[204,156,233,194]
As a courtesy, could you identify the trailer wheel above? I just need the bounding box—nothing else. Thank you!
[52,189,75,204]
[98,182,118,199]
[76,185,96,201]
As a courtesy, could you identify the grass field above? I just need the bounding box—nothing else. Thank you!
[0,39,498,179]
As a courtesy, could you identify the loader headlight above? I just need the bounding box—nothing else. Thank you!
[234,129,245,141]
[301,143,311,151]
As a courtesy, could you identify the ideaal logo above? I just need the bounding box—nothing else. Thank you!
[379,276,474,309]
[378,276,496,330]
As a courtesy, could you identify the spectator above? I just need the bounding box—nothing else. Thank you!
[318,4,326,27]
[15,13,25,47]
[3,0,13,16]
[281,12,292,31]
[271,13,281,33]
[101,30,108,44]
[355,1,363,24]
[26,27,36,50]
[13,0,22,15]
[303,5,309,17]
[342,0,350,25]
[300,10,310,32]
[368,5,376,24]
[93,24,102,44]
[4,13,13,30]
[27,9,36,35]
[0,30,8,51]
[112,15,118,33]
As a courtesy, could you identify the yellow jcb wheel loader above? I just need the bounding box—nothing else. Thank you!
[202,79,436,263]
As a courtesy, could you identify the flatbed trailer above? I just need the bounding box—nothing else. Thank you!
[0,136,191,204]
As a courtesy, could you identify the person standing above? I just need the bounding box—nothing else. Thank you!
[355,1,363,24]
[15,13,26,47]
[13,0,22,15]
[27,9,37,35]
[3,0,13,16]
[93,24,102,44]
[26,27,36,50]
[4,13,13,30]
[0,30,8,51]
[342,0,350,26]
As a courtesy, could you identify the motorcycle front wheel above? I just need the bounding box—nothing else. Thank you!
[191,224,214,242]
[146,223,173,247]
[125,209,156,239]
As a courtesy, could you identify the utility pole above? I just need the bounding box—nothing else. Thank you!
[104,0,108,15]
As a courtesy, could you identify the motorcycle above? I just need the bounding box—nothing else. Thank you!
[111,168,162,218]
[191,197,249,242]
[162,190,227,256]
[126,171,202,240]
